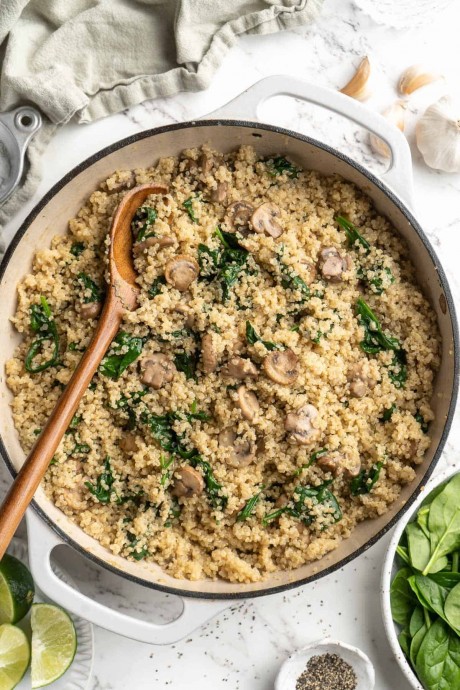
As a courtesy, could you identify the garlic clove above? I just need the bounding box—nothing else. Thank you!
[369,101,407,159]
[416,96,460,173]
[339,57,371,101]
[398,65,442,95]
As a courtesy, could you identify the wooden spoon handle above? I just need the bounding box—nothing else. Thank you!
[0,292,123,558]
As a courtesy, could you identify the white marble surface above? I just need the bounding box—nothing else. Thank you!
[1,0,460,688]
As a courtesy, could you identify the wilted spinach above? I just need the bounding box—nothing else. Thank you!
[131,205,157,242]
[263,480,341,527]
[25,296,60,373]
[197,226,249,301]
[336,215,370,251]
[266,156,300,179]
[245,321,280,351]
[85,456,117,504]
[183,196,199,223]
[100,331,144,379]
[148,275,167,298]
[237,487,264,522]
[350,461,383,496]
[70,241,85,257]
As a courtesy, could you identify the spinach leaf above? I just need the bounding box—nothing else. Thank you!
[85,456,117,504]
[237,487,264,521]
[99,331,144,379]
[415,619,460,690]
[418,506,431,538]
[279,263,310,300]
[71,443,91,455]
[387,351,408,389]
[391,567,418,627]
[415,412,429,434]
[70,241,85,257]
[131,205,157,242]
[198,227,249,301]
[396,544,411,566]
[357,264,394,295]
[381,404,397,423]
[190,457,227,510]
[398,628,412,658]
[409,574,450,623]
[430,572,460,589]
[266,156,300,179]
[115,388,148,430]
[293,448,329,477]
[444,583,460,634]
[174,350,198,380]
[407,522,432,572]
[410,606,426,638]
[148,275,166,298]
[160,454,175,487]
[336,215,370,251]
[183,196,198,223]
[410,623,428,668]
[356,298,403,353]
[350,461,383,496]
[263,480,341,527]
[424,474,460,576]
[25,296,60,373]
[245,321,281,351]
[77,272,103,303]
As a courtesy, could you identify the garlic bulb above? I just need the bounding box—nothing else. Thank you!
[398,65,442,95]
[416,96,460,172]
[369,101,407,158]
[340,57,371,101]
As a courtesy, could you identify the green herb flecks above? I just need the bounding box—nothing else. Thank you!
[266,156,300,179]
[85,456,117,504]
[236,487,264,522]
[381,404,397,423]
[115,389,148,430]
[263,480,341,527]
[198,226,249,301]
[293,448,329,477]
[357,264,395,295]
[71,443,91,456]
[76,272,103,304]
[350,461,384,496]
[70,242,85,257]
[183,196,199,223]
[160,455,175,487]
[126,532,149,560]
[174,350,198,380]
[131,205,157,242]
[148,275,167,298]
[336,216,370,251]
[190,457,227,510]
[100,331,144,380]
[25,296,60,373]
[245,321,281,351]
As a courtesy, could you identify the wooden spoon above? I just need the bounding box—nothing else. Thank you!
[0,183,168,558]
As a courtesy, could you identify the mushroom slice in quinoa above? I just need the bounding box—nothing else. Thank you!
[165,255,199,292]
[218,428,255,467]
[319,247,352,281]
[226,201,254,233]
[171,466,205,497]
[285,404,320,445]
[140,354,176,389]
[317,451,361,478]
[210,182,228,203]
[299,259,317,286]
[263,349,299,385]
[80,301,102,320]
[173,304,195,329]
[201,333,218,374]
[251,202,283,239]
[133,235,175,255]
[223,356,258,379]
[237,386,260,421]
[119,432,139,454]
[347,361,376,398]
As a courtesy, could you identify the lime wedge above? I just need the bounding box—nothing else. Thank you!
[0,554,35,625]
[0,623,30,690]
[31,604,77,688]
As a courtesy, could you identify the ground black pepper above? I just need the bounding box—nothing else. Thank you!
[295,652,357,690]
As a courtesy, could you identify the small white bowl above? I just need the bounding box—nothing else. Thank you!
[275,638,375,690]
[381,467,460,690]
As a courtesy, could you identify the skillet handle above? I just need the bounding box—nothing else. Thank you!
[26,509,230,645]
[206,76,414,209]
[0,106,42,205]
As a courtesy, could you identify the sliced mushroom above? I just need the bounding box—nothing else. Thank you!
[317,452,361,478]
[141,354,176,389]
[133,235,175,255]
[251,202,283,239]
[173,304,195,329]
[199,152,215,175]
[165,255,199,292]
[202,334,218,374]
[223,357,258,380]
[80,302,102,320]
[263,349,299,385]
[211,182,228,203]
[171,466,205,497]
[285,404,320,445]
[347,362,375,398]
[226,201,254,232]
[218,428,255,467]
[237,386,260,421]
[299,259,317,286]
[119,433,139,454]
[319,247,350,281]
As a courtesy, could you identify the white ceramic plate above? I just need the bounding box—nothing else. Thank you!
[6,538,94,690]
[381,467,459,690]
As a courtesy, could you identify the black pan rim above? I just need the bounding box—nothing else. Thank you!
[0,118,458,602]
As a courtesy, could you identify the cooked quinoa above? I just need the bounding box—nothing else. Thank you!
[6,145,440,583]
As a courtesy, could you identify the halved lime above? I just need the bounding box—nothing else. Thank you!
[0,623,30,690]
[31,604,77,688]
[0,554,35,625]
